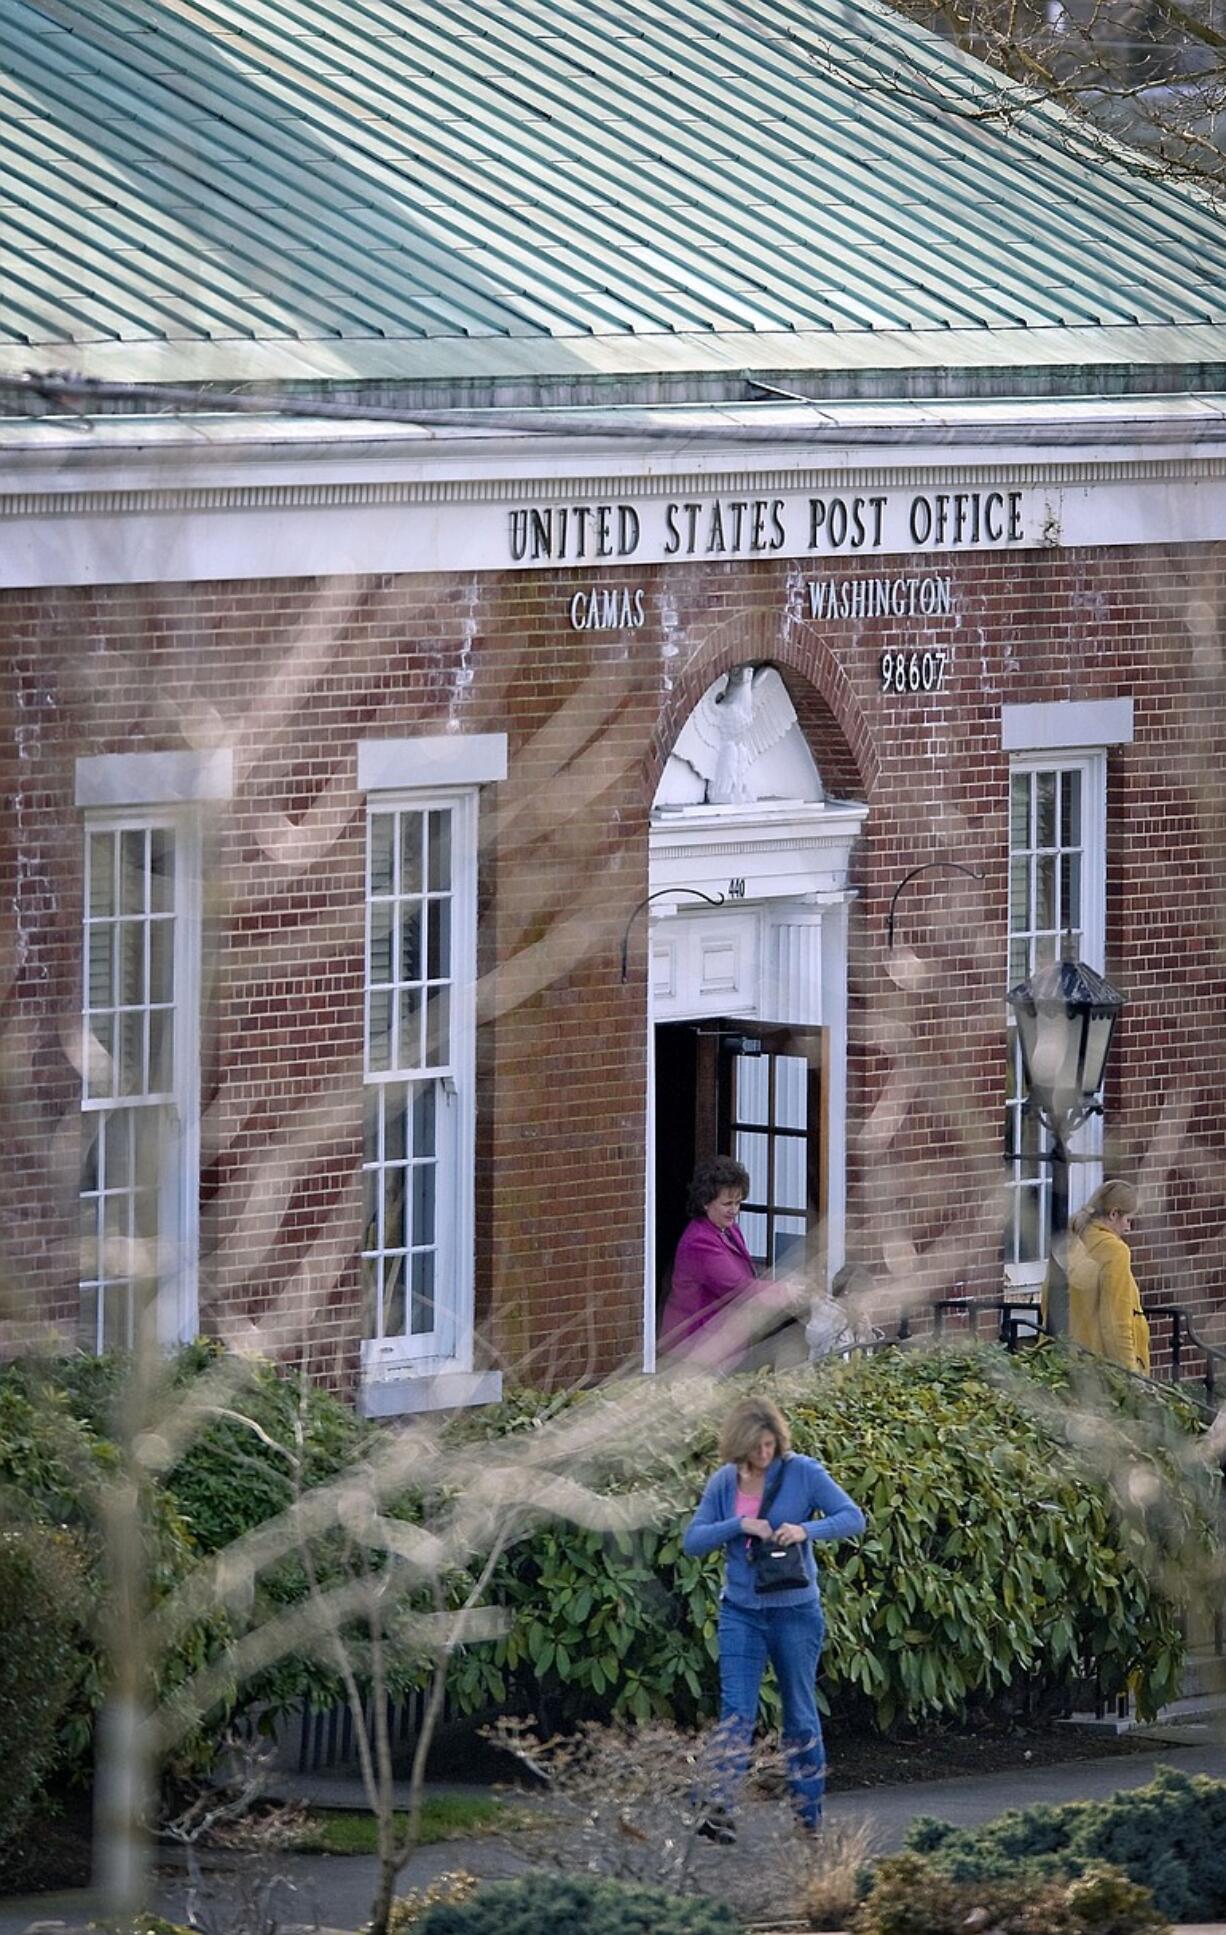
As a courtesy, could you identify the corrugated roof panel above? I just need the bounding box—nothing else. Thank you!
[3,0,1226,374]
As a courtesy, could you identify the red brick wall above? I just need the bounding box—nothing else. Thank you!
[3,541,1225,1388]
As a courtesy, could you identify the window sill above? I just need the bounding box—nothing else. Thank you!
[358,1367,504,1418]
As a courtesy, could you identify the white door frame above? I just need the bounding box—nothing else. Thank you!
[641,800,866,1370]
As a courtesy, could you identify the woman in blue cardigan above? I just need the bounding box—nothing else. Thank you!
[683,1394,865,1837]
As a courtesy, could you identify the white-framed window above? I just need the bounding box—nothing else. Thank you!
[79,810,202,1350]
[361,792,476,1374]
[1004,751,1106,1280]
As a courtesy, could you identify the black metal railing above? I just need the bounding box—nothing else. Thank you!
[1140,1302,1226,1406]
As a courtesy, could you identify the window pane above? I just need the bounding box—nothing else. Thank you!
[1035,772,1056,850]
[382,1258,406,1340]
[89,832,116,917]
[82,1122,100,1194]
[1009,938,1029,986]
[87,1016,114,1100]
[148,1011,173,1092]
[102,1286,132,1350]
[370,814,394,895]
[739,1209,767,1266]
[774,1135,806,1213]
[399,986,422,1068]
[369,905,393,985]
[734,1054,768,1124]
[399,906,421,984]
[427,895,451,982]
[734,1130,769,1202]
[413,1082,436,1157]
[119,920,145,1006]
[1060,852,1081,934]
[1035,854,1056,933]
[775,1056,807,1132]
[384,1090,407,1165]
[149,920,173,1004]
[120,829,146,914]
[1009,774,1030,850]
[427,810,451,892]
[425,987,450,1067]
[107,1112,132,1188]
[368,991,392,1071]
[148,830,175,912]
[412,1161,436,1247]
[1061,770,1081,848]
[119,1011,145,1095]
[410,1250,435,1334]
[88,922,115,1008]
[383,1166,405,1254]
[1009,857,1030,931]
[401,812,424,896]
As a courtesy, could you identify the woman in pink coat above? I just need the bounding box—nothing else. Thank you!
[659,1155,758,1366]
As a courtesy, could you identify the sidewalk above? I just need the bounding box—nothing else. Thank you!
[3,1739,1225,1935]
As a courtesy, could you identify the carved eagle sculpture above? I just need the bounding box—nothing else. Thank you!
[673,664,801,805]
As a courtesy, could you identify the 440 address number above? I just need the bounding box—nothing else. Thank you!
[880,649,949,696]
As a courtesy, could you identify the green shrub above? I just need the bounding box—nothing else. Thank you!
[0,1341,1215,1791]
[0,1362,232,1779]
[853,1852,1166,1935]
[904,1765,1226,1924]
[0,1526,89,1849]
[412,1873,743,1934]
[163,1347,372,1554]
[470,1347,1215,1732]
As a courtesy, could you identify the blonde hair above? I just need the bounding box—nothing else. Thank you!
[718,1396,791,1467]
[1072,1178,1138,1239]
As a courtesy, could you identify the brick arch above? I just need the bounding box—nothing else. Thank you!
[645,605,878,803]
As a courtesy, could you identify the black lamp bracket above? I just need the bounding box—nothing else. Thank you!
[620,886,726,982]
[886,860,984,950]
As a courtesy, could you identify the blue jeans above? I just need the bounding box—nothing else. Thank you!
[713,1598,827,1827]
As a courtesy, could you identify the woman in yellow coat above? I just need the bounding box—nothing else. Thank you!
[1045,1180,1150,1375]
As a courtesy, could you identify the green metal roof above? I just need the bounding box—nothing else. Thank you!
[4,0,1226,383]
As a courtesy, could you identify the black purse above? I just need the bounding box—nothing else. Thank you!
[749,1461,809,1595]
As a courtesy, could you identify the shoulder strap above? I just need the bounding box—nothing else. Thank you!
[759,1458,788,1520]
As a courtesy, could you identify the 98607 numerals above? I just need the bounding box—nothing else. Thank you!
[880,649,949,696]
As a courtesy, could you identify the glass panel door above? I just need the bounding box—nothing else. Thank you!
[718,1026,824,1273]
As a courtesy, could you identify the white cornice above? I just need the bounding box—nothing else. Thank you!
[4,454,1226,522]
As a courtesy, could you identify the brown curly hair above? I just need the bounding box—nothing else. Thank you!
[686,1154,751,1220]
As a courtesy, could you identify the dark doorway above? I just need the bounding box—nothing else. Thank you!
[654,1019,825,1334]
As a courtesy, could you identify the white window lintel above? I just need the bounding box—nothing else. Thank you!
[358,733,508,793]
[1000,699,1133,753]
[76,747,234,808]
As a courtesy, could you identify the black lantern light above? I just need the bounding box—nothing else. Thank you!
[1006,957,1126,1337]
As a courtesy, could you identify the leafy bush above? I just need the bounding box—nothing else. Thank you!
[904,1765,1226,1924]
[468,1348,1216,1732]
[0,1360,236,1783]
[412,1873,742,1935]
[163,1345,372,1554]
[0,1526,89,1849]
[0,1340,1215,1800]
[853,1851,1166,1935]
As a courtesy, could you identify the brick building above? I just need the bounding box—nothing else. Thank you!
[4,0,1226,1411]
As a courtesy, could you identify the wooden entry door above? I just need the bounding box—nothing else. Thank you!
[654,1020,825,1325]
